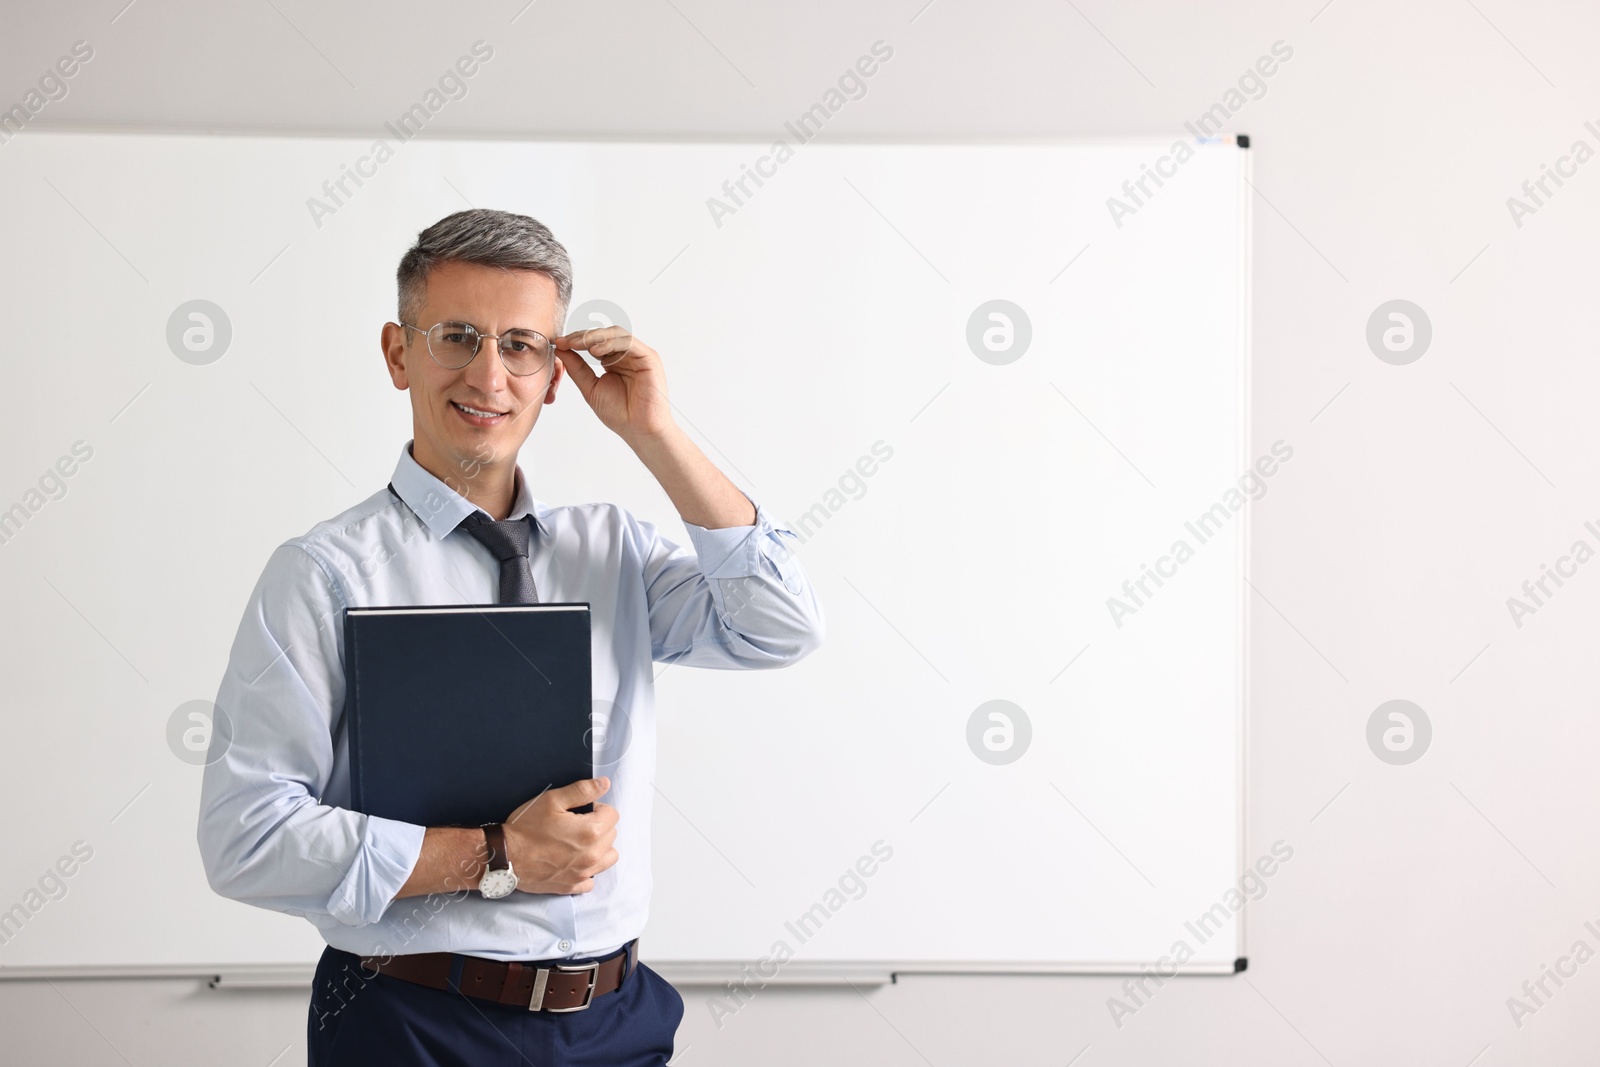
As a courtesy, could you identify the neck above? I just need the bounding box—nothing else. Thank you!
[411,440,520,520]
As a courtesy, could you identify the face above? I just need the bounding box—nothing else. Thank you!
[381,260,564,490]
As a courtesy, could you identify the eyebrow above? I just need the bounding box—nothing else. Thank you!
[427,319,551,336]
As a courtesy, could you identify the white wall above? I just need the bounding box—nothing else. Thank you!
[3,1,1597,1063]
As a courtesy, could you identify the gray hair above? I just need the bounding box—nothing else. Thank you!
[396,208,573,334]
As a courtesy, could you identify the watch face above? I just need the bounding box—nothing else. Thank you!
[479,868,518,899]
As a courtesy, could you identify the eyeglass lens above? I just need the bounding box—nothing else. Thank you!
[427,321,551,376]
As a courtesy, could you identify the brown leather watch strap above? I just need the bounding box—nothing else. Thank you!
[359,940,637,1012]
[481,823,509,872]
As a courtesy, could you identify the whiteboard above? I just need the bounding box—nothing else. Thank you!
[0,132,1248,977]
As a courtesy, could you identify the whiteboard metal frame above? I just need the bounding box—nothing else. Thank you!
[0,132,1255,984]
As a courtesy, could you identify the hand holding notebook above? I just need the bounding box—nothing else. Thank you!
[498,774,620,895]
[343,602,601,846]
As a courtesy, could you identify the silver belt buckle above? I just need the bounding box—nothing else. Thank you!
[530,959,600,1012]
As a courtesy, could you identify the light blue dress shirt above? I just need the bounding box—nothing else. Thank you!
[197,440,823,962]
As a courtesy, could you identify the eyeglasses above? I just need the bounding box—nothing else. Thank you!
[399,320,555,378]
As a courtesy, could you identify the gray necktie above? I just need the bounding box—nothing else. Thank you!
[459,512,539,604]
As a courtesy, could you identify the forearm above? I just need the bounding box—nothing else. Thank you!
[396,826,487,899]
[628,424,756,530]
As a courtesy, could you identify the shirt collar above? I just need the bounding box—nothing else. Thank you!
[388,439,551,541]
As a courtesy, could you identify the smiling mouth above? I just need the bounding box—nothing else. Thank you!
[451,399,505,415]
[452,400,510,424]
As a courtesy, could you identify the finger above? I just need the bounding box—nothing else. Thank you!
[551,327,591,350]
[580,333,635,367]
[554,325,628,352]
[554,344,599,397]
[545,776,609,809]
[564,330,638,370]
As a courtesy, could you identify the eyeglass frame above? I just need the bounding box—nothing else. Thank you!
[398,319,557,378]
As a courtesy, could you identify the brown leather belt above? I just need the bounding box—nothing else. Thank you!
[359,939,637,1012]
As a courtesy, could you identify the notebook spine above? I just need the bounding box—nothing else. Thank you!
[344,611,361,813]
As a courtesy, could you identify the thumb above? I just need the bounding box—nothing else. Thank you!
[553,345,599,405]
[550,775,610,807]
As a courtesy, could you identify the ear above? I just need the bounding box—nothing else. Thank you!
[543,357,564,404]
[381,322,410,390]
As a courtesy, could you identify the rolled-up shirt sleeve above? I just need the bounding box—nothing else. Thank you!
[197,543,425,926]
[634,490,825,668]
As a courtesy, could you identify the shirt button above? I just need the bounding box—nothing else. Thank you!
[558,939,572,952]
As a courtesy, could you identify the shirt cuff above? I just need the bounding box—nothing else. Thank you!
[683,496,804,592]
[324,814,427,926]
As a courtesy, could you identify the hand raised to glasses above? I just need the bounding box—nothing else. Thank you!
[552,326,673,445]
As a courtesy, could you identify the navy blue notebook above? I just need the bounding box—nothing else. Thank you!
[343,603,594,827]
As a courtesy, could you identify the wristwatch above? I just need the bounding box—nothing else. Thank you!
[478,823,518,899]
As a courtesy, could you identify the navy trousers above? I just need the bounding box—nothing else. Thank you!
[307,945,685,1067]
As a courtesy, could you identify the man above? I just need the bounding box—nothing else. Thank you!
[197,208,825,1066]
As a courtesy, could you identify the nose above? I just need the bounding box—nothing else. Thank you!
[461,334,509,394]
